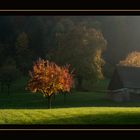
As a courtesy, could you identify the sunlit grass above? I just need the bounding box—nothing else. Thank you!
[0,107,140,124]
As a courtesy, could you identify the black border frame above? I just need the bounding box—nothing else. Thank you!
[0,0,139,10]
[0,0,140,136]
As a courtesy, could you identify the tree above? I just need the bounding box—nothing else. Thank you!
[50,24,107,90]
[26,58,74,109]
[16,32,28,52]
[119,51,140,67]
[15,32,33,75]
[0,64,21,94]
[25,16,48,58]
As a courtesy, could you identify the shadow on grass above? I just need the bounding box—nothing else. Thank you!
[15,112,140,124]
[1,100,140,109]
[34,113,140,125]
[1,91,140,109]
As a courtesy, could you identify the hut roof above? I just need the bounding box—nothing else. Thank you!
[108,66,140,90]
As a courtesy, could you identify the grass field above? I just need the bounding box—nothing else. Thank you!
[1,107,140,124]
[1,77,140,124]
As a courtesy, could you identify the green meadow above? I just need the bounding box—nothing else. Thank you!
[0,78,140,124]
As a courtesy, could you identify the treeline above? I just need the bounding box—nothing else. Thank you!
[0,16,140,91]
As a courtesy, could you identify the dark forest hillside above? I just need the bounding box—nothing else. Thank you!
[0,16,140,90]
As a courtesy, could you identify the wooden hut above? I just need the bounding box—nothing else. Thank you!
[108,66,140,101]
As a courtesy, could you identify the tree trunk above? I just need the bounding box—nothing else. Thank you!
[7,84,10,95]
[63,92,66,104]
[77,76,83,91]
[47,96,52,109]
[53,93,56,100]
[1,82,4,93]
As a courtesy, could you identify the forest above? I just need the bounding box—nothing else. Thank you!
[0,16,140,91]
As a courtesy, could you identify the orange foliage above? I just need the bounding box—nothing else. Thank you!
[26,58,74,97]
[119,51,140,67]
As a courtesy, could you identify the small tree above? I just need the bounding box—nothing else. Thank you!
[26,58,74,109]
[0,65,21,94]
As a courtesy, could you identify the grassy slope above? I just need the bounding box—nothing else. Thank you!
[1,77,140,124]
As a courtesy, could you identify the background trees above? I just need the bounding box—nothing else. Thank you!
[15,32,33,75]
[26,58,74,108]
[119,51,140,67]
[0,63,21,94]
[50,23,107,90]
[1,16,140,92]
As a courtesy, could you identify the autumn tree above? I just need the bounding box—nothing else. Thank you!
[26,58,74,109]
[50,24,107,90]
[119,51,140,67]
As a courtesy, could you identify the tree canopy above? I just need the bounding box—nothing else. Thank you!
[26,58,74,108]
[119,51,140,67]
[50,23,107,90]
